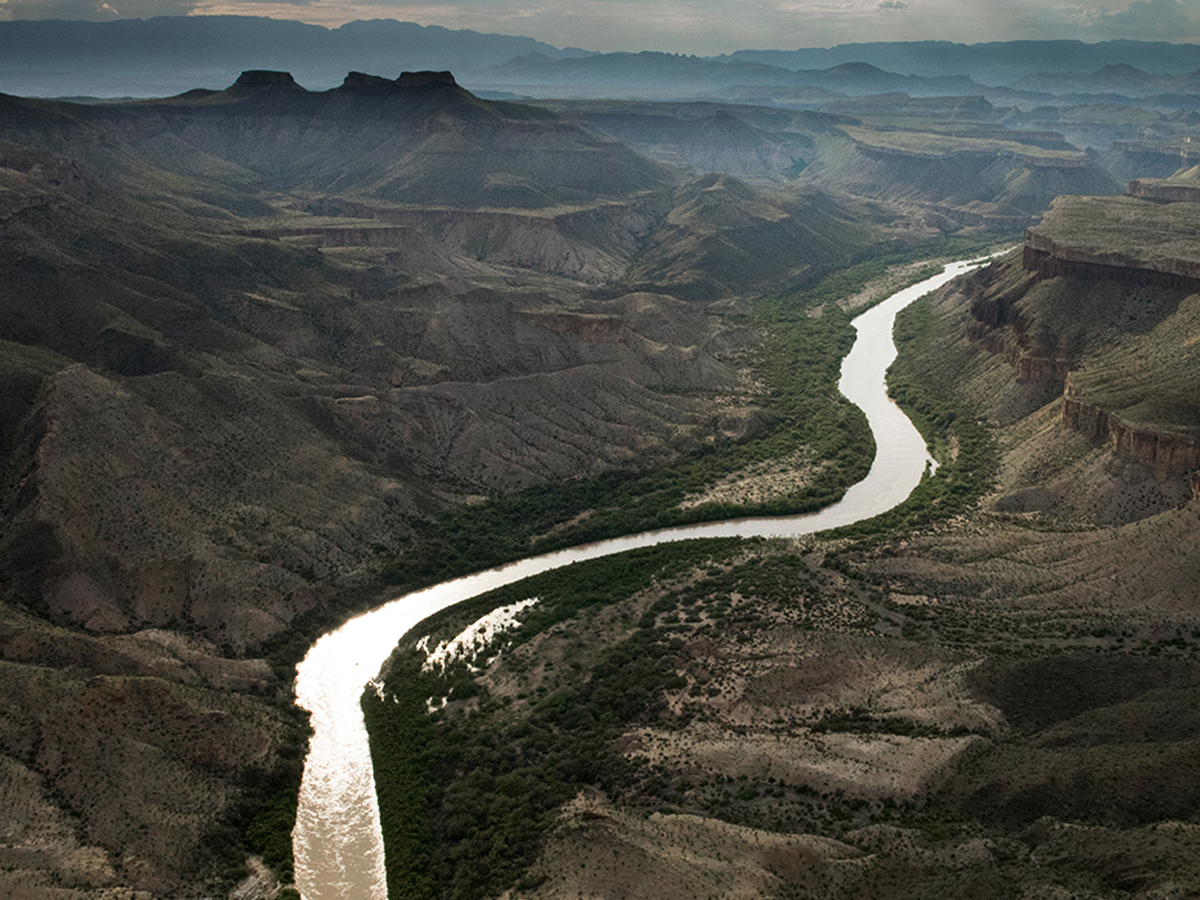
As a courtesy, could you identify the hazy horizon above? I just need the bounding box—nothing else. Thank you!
[4,0,1200,56]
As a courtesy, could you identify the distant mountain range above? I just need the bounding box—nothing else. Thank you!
[476,53,981,100]
[6,17,1200,101]
[719,41,1200,84]
[0,16,590,97]
[0,67,673,209]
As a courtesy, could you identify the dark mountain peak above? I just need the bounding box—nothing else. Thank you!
[825,61,887,77]
[332,70,468,105]
[233,70,302,89]
[214,70,308,106]
[341,71,394,89]
[395,70,457,87]
[1094,62,1149,78]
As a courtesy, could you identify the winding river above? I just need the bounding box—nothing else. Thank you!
[291,256,991,900]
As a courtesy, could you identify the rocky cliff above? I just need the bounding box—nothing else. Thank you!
[1061,376,1200,478]
[1022,194,1200,480]
[945,193,1200,521]
[796,124,1121,223]
[1126,177,1200,204]
[0,72,914,899]
[1022,193,1200,286]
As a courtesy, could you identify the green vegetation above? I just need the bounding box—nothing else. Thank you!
[829,287,1000,539]
[382,304,868,588]
[369,627,680,900]
[367,540,909,898]
[367,539,744,900]
[361,241,1019,900]
[809,705,975,738]
[408,537,745,650]
[382,242,999,591]
[368,470,1200,900]
[202,704,312,886]
[373,546,1200,897]
[367,252,1015,900]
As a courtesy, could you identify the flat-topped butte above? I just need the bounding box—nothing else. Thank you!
[1026,193,1200,282]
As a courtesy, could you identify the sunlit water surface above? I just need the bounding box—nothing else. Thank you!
[292,257,990,900]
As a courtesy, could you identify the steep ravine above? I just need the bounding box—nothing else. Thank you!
[962,206,1200,491]
[292,257,993,900]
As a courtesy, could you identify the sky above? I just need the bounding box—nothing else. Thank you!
[4,0,1200,54]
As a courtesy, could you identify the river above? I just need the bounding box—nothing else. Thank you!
[290,255,992,900]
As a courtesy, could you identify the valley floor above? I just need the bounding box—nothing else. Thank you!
[367,245,1200,900]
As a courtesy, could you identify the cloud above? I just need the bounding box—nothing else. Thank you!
[8,0,1196,53]
[1102,0,1197,34]
[0,0,197,16]
[1020,0,1200,41]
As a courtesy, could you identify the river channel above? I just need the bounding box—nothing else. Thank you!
[291,256,992,900]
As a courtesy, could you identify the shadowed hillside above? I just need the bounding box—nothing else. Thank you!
[1,70,675,210]
[364,174,1200,900]
[0,69,929,899]
[9,46,1195,900]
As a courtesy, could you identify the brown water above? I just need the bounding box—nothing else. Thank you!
[291,257,991,899]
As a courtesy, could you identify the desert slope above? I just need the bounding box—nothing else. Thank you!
[0,70,916,898]
[364,181,1200,900]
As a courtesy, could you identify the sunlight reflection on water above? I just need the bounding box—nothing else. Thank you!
[291,255,994,900]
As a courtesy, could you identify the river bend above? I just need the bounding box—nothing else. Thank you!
[291,257,990,900]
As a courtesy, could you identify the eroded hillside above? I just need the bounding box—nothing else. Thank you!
[366,183,1200,900]
[9,55,1195,900]
[936,194,1200,523]
[0,70,936,899]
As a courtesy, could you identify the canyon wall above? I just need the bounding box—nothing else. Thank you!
[961,213,1200,486]
[1061,376,1200,477]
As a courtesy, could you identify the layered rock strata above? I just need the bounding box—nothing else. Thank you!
[1022,194,1200,287]
[1062,374,1200,478]
[1010,194,1200,482]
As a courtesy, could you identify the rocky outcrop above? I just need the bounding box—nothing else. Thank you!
[396,70,456,87]
[1022,236,1200,288]
[961,237,1200,490]
[1012,195,1200,482]
[1017,355,1072,383]
[228,69,305,96]
[339,70,457,89]
[992,221,1200,484]
[234,69,300,87]
[965,320,1071,385]
[1126,179,1200,204]
[1062,375,1200,478]
[1022,194,1200,288]
[962,269,1070,386]
[341,71,394,88]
